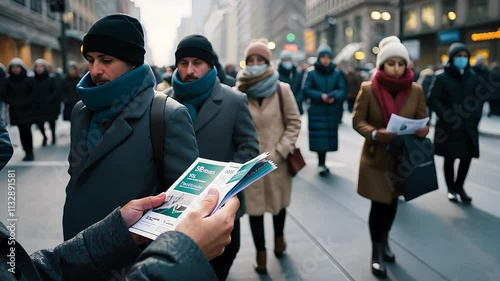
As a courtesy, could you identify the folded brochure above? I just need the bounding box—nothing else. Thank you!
[130,152,277,240]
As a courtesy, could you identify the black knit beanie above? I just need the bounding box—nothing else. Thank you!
[175,35,215,67]
[448,42,470,62]
[82,14,145,66]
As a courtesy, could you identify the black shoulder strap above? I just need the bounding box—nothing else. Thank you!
[150,91,168,189]
[276,82,287,127]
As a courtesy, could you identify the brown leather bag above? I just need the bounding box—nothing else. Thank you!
[276,83,306,177]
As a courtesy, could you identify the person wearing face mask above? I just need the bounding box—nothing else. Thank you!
[353,36,429,278]
[277,50,304,114]
[303,44,347,176]
[428,43,483,204]
[236,38,301,275]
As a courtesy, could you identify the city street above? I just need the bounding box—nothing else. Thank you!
[1,113,500,281]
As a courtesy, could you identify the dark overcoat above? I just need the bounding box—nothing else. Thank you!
[303,65,346,152]
[427,65,482,159]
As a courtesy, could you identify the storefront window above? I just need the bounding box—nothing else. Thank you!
[468,0,488,22]
[12,0,25,5]
[441,0,456,26]
[405,9,418,32]
[31,0,42,13]
[421,5,435,30]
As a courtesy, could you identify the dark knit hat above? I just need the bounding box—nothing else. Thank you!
[82,14,145,66]
[448,42,470,62]
[317,44,333,59]
[175,35,215,67]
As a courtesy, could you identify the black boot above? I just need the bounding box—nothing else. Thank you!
[23,151,34,161]
[371,242,387,278]
[456,187,472,204]
[382,232,395,263]
[447,186,458,202]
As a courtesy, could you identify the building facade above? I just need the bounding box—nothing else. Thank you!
[306,0,500,68]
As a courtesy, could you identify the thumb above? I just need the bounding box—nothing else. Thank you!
[198,188,219,217]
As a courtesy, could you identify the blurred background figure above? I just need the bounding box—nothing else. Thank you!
[488,62,500,117]
[277,50,304,114]
[62,62,82,122]
[344,66,362,113]
[32,59,60,146]
[0,63,7,119]
[2,58,35,161]
[303,44,346,176]
[157,65,176,91]
[417,66,435,120]
[215,53,236,87]
[225,63,238,79]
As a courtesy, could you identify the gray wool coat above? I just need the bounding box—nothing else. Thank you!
[63,88,198,240]
[0,209,217,281]
[166,81,260,217]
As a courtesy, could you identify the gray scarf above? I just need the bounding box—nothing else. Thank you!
[245,70,279,99]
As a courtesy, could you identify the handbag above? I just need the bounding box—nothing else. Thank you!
[387,135,439,201]
[276,82,306,176]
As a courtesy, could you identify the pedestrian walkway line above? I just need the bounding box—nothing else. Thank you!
[287,210,356,281]
[6,161,68,167]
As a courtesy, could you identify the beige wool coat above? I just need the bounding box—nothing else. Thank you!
[353,81,428,204]
[244,82,301,216]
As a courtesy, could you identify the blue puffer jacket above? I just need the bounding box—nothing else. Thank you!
[303,63,346,152]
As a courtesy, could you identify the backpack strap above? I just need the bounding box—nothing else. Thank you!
[150,91,168,189]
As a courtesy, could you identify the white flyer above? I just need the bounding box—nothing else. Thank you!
[386,114,429,135]
[129,152,276,240]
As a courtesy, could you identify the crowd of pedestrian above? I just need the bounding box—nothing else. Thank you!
[1,11,500,280]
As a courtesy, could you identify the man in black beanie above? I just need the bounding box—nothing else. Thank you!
[62,13,200,249]
[165,34,259,281]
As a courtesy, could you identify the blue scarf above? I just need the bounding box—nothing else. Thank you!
[77,63,156,152]
[172,67,217,121]
[245,70,279,99]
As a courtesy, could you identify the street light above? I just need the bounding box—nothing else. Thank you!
[354,51,365,61]
[371,11,381,21]
[448,11,457,21]
[381,12,391,21]
[267,41,276,50]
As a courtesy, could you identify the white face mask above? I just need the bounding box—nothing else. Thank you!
[281,61,293,70]
[245,64,268,77]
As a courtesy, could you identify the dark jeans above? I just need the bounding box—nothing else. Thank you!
[37,120,56,140]
[444,158,472,191]
[18,124,33,153]
[210,218,241,281]
[318,152,326,167]
[249,209,287,251]
[369,199,398,243]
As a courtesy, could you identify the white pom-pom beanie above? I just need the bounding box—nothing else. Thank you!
[376,36,410,68]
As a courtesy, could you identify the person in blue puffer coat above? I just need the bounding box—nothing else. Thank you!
[303,44,346,176]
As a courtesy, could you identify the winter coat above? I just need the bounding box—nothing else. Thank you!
[2,65,36,126]
[0,209,217,281]
[278,64,304,114]
[62,76,81,121]
[166,81,260,218]
[303,65,346,152]
[63,85,198,240]
[353,82,428,204]
[244,82,301,216]
[428,65,482,159]
[0,116,13,170]
[33,72,60,123]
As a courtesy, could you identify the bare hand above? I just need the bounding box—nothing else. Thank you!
[416,125,429,138]
[374,128,397,143]
[175,188,239,261]
[321,93,335,104]
[121,193,166,245]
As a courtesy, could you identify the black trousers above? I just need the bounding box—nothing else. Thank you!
[210,218,240,281]
[369,199,398,243]
[37,120,56,140]
[249,208,286,251]
[18,124,33,153]
[318,152,326,167]
[444,157,472,191]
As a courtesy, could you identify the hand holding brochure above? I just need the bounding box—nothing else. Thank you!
[130,152,277,240]
[386,114,429,135]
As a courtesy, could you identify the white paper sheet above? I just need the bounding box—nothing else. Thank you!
[386,114,429,135]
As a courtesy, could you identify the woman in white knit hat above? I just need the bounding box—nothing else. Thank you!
[352,36,429,278]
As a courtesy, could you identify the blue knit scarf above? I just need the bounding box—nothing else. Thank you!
[172,67,217,121]
[245,70,279,99]
[77,63,156,151]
